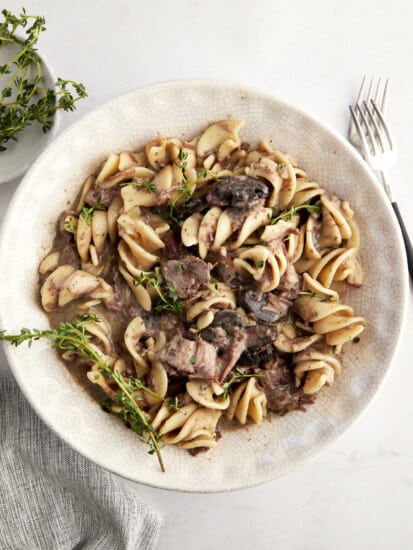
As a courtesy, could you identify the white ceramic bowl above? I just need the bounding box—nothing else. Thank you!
[0,42,61,185]
[0,81,408,492]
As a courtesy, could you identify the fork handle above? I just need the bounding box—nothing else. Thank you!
[391,201,413,283]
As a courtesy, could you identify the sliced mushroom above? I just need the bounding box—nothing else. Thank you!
[240,290,287,323]
[201,310,244,344]
[174,197,207,221]
[206,176,268,209]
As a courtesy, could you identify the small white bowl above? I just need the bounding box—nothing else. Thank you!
[0,80,408,492]
[0,41,61,185]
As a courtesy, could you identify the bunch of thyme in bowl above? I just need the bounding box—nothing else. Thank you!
[0,8,87,152]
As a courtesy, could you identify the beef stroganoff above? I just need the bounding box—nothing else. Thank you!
[37,120,366,469]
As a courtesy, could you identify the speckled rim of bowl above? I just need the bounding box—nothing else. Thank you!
[0,79,409,492]
[0,44,61,185]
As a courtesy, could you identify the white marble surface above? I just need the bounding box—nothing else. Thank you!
[0,1,412,548]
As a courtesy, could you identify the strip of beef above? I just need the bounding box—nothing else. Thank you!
[162,255,210,299]
[85,187,118,208]
[59,243,81,270]
[245,324,277,348]
[217,328,247,382]
[200,310,247,382]
[153,312,184,334]
[277,263,301,300]
[156,331,218,380]
[161,229,188,259]
[207,251,251,290]
[257,357,314,414]
[238,324,277,366]
[206,176,268,210]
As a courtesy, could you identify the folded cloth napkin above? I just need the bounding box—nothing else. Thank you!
[0,373,163,550]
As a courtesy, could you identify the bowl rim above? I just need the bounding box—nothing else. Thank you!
[0,79,409,491]
[0,45,62,185]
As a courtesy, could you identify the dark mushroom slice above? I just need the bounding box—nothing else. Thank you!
[206,175,269,209]
[201,310,245,344]
[240,290,288,324]
[198,309,247,382]
[239,343,275,367]
[174,197,208,221]
[238,324,278,367]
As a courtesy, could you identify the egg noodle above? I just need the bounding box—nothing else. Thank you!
[38,120,366,459]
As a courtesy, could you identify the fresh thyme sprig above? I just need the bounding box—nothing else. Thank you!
[64,216,76,233]
[79,206,95,226]
[0,314,166,471]
[166,150,191,221]
[134,272,184,314]
[175,149,189,188]
[222,367,265,400]
[166,150,219,221]
[120,180,157,193]
[79,203,106,226]
[0,9,87,151]
[270,200,322,225]
[298,290,333,302]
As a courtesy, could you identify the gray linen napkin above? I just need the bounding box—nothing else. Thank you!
[0,373,163,550]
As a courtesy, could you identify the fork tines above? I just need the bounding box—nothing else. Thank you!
[355,76,388,114]
[348,76,396,162]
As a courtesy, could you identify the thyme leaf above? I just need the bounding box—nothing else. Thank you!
[166,396,180,412]
[79,206,95,226]
[270,200,322,225]
[134,272,184,314]
[120,180,157,193]
[222,367,265,400]
[165,151,218,221]
[64,217,76,233]
[298,290,333,302]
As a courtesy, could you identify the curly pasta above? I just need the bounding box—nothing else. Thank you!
[38,118,366,465]
[151,402,222,449]
[294,294,366,351]
[182,205,272,257]
[293,347,342,395]
[184,281,237,330]
[40,265,113,312]
[226,378,268,425]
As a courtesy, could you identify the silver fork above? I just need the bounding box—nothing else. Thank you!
[349,76,413,283]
